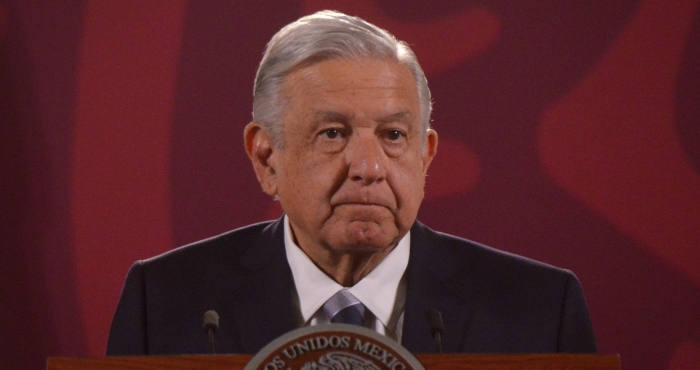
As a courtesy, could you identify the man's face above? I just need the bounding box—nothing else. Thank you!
[251,58,437,256]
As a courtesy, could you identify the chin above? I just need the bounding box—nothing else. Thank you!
[330,242,390,256]
[336,223,397,251]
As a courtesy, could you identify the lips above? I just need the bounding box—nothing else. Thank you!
[329,183,398,210]
[336,202,387,208]
[330,195,396,210]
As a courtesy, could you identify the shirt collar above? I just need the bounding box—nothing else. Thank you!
[283,215,410,328]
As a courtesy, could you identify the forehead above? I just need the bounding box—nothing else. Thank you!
[281,58,420,121]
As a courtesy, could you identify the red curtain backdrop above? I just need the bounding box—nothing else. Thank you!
[1,1,698,369]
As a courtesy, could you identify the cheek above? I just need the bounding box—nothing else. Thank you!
[285,156,341,199]
[391,160,427,206]
[276,157,309,199]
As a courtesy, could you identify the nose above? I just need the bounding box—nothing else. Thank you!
[346,131,387,185]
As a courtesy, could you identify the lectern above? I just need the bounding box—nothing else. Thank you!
[48,353,620,370]
[53,325,618,369]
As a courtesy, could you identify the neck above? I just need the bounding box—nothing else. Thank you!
[302,246,396,286]
[287,220,400,286]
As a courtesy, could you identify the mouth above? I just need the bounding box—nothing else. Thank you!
[331,204,392,223]
[336,201,385,207]
[333,203,387,212]
[330,191,396,211]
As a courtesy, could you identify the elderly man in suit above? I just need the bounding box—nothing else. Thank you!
[107,10,596,355]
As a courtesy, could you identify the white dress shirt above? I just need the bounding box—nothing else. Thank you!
[283,215,409,342]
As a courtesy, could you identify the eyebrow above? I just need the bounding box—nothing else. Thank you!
[314,110,353,124]
[313,110,413,125]
[376,111,412,124]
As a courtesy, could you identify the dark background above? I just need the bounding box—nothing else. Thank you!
[1,1,699,369]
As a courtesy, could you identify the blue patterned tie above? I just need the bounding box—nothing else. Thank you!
[323,289,365,326]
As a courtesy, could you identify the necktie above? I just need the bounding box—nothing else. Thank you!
[323,289,365,326]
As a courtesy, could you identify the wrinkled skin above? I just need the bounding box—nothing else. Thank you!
[245,59,438,286]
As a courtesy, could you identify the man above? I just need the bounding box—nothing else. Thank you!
[107,10,596,355]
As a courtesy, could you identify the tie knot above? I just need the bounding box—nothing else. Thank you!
[323,290,365,326]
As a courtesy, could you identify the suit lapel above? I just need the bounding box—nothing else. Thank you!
[401,222,474,354]
[219,219,476,354]
[226,217,299,353]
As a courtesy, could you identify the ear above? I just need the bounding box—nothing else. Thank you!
[421,128,438,174]
[244,122,279,197]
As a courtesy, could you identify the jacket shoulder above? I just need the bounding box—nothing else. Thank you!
[412,221,572,280]
[408,221,596,353]
[140,219,280,271]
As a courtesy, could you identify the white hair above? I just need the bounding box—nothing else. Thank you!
[252,10,432,148]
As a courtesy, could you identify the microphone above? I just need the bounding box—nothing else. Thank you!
[426,308,444,353]
[203,310,220,354]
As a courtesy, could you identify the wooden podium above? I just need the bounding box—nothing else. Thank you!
[48,353,621,369]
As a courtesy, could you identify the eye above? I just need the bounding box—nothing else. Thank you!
[383,129,405,142]
[320,128,344,139]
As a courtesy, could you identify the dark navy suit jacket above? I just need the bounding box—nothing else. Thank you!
[106,218,597,355]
